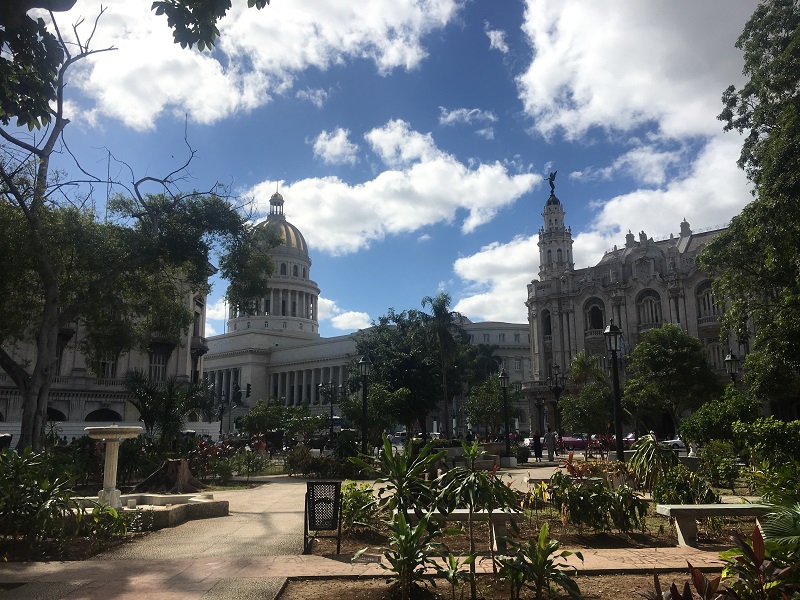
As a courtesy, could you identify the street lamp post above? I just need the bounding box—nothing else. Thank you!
[218,391,226,438]
[604,320,625,462]
[546,366,567,434]
[318,382,343,443]
[358,356,372,455]
[724,350,740,385]
[499,369,510,457]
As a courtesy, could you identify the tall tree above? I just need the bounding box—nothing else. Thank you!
[0,16,277,450]
[352,308,441,435]
[701,0,800,411]
[0,0,270,130]
[421,292,467,439]
[624,324,723,432]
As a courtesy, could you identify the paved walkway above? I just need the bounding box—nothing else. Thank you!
[0,466,726,600]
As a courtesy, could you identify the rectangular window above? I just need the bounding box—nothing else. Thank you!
[514,357,521,371]
[499,333,506,342]
[514,333,520,343]
[100,355,117,379]
[483,334,490,343]
[149,352,167,381]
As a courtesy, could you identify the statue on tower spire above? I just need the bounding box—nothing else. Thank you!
[547,170,557,195]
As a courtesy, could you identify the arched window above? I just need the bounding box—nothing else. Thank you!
[303,267,307,279]
[696,281,720,319]
[292,265,299,277]
[47,407,67,421]
[547,250,552,265]
[280,263,287,276]
[584,298,605,330]
[85,408,123,422]
[636,289,662,328]
[557,248,563,264]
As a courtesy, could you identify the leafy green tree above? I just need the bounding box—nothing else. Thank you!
[560,382,612,437]
[353,308,441,435]
[422,292,467,439]
[560,350,611,435]
[463,378,504,439]
[124,370,214,449]
[0,0,270,129]
[624,324,723,432]
[701,0,800,410]
[238,400,287,436]
[468,343,501,382]
[338,381,408,446]
[0,20,277,451]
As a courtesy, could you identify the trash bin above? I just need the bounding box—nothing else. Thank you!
[304,481,342,554]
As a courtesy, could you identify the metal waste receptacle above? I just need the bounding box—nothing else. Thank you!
[304,481,342,554]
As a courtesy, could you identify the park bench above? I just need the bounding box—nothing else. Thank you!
[656,503,771,547]
[424,509,521,552]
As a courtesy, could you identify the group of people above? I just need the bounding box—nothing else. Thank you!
[530,427,558,462]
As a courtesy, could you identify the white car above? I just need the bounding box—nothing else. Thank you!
[661,438,685,450]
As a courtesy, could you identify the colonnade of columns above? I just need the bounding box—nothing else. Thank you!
[269,364,348,406]
[229,287,318,321]
[206,368,240,405]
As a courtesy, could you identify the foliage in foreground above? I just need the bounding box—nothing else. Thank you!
[497,523,583,600]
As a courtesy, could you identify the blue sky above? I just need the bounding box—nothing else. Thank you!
[52,0,757,338]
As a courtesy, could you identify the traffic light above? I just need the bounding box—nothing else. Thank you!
[246,383,252,398]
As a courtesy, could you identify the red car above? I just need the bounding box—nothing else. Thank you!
[559,434,588,451]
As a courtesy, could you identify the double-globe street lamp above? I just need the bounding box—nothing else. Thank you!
[604,320,625,462]
[358,356,373,455]
[499,368,510,457]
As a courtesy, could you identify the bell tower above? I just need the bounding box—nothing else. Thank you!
[537,173,574,280]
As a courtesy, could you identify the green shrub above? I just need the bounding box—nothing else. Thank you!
[284,445,313,476]
[699,440,740,490]
[629,434,678,492]
[745,460,800,507]
[82,503,127,541]
[340,480,379,533]
[0,448,80,553]
[652,463,719,505]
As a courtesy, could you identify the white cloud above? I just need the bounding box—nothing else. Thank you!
[453,236,539,323]
[570,145,685,186]
[516,0,756,140]
[317,297,371,331]
[206,297,229,320]
[331,312,372,331]
[439,107,498,127]
[484,23,509,53]
[60,0,465,128]
[475,127,495,140]
[249,119,538,255]
[296,87,330,108]
[205,322,219,337]
[312,128,359,165]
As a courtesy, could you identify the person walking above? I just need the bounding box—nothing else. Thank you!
[532,430,543,462]
[544,427,556,462]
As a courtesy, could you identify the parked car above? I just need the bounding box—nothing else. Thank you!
[559,434,588,451]
[661,437,685,450]
[622,433,637,448]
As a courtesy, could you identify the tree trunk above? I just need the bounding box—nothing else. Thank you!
[132,458,207,494]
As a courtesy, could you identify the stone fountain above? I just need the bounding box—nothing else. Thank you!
[85,424,142,509]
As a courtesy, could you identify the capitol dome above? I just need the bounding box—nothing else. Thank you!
[257,191,309,257]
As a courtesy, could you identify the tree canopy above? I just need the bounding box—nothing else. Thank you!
[624,324,723,431]
[0,0,270,129]
[701,0,800,411]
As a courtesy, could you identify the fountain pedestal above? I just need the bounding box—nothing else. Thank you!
[85,425,142,509]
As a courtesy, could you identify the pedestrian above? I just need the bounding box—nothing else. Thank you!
[465,430,474,443]
[544,427,556,462]
[533,430,543,462]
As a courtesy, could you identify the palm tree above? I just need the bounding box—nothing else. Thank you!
[421,292,465,439]
[568,350,606,388]
[124,370,214,449]
[472,343,501,381]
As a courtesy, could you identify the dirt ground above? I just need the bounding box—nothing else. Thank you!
[279,572,695,599]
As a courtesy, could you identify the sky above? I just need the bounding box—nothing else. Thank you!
[49,0,759,339]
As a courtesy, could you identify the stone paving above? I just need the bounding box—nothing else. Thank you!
[0,464,726,599]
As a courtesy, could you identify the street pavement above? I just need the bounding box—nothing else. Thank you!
[0,463,726,599]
